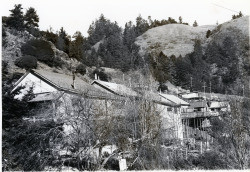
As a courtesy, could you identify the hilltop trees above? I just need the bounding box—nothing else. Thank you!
[232,11,243,19]
[6,4,39,33]
[6,4,25,31]
[69,31,85,61]
[24,7,39,29]
[193,20,198,27]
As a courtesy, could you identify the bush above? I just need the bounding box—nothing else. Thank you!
[21,39,55,66]
[2,26,7,47]
[194,151,228,169]
[15,55,37,69]
[76,64,86,75]
[90,68,110,81]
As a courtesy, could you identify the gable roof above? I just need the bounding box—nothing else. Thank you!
[189,101,208,108]
[159,93,189,106]
[91,80,138,97]
[144,91,177,106]
[209,101,228,109]
[13,69,113,99]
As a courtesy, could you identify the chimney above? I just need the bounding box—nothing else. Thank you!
[95,73,97,80]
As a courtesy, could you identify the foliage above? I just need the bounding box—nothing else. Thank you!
[149,52,178,86]
[87,14,142,70]
[206,30,211,38]
[15,55,38,69]
[56,27,70,54]
[6,4,25,31]
[69,31,86,61]
[209,98,250,169]
[90,68,110,81]
[75,63,86,75]
[24,7,39,29]
[193,20,198,27]
[40,27,58,45]
[21,39,63,67]
[232,11,243,20]
[2,26,7,47]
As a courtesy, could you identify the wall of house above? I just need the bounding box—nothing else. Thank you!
[14,73,57,99]
[157,104,183,140]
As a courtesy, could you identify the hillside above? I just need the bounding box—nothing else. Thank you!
[135,16,250,96]
[136,23,215,57]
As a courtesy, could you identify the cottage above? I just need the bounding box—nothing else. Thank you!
[12,70,185,141]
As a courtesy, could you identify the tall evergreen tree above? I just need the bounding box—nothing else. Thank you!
[69,31,85,61]
[56,27,70,54]
[24,7,39,29]
[135,14,149,36]
[193,20,198,27]
[7,4,25,31]
[179,16,183,24]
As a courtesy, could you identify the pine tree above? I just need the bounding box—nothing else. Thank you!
[56,27,70,54]
[193,20,198,27]
[179,16,183,24]
[69,31,85,61]
[24,7,39,29]
[135,14,149,36]
[7,4,25,31]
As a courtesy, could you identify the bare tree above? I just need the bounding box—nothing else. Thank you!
[210,97,250,169]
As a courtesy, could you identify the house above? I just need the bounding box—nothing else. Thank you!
[180,92,201,100]
[189,101,209,112]
[159,93,189,108]
[12,70,185,140]
[209,101,229,112]
[92,79,185,139]
[11,69,113,101]
[91,79,138,97]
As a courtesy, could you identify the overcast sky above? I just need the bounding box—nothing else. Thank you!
[1,0,250,37]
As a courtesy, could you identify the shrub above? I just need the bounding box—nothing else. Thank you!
[76,64,86,75]
[15,55,37,69]
[2,26,7,47]
[194,151,228,169]
[206,30,211,38]
[90,68,110,81]
[21,39,55,66]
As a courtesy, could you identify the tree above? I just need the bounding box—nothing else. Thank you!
[209,98,250,169]
[69,31,85,61]
[15,55,38,70]
[6,4,25,30]
[135,14,149,36]
[206,30,211,38]
[56,27,70,54]
[232,11,243,19]
[179,16,183,24]
[24,7,39,29]
[193,20,198,27]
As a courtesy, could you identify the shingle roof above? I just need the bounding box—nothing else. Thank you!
[30,70,112,97]
[189,101,208,108]
[91,80,138,97]
[209,101,228,108]
[159,93,189,106]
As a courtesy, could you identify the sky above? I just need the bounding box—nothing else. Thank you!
[1,0,250,37]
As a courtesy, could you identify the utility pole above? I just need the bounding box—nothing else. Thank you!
[190,77,193,91]
[202,82,206,100]
[210,81,211,99]
[202,82,206,110]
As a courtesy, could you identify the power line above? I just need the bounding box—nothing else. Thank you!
[212,3,241,14]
